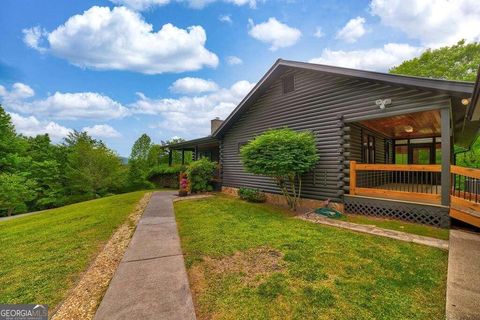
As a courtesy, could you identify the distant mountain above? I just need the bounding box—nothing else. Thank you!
[120,156,129,165]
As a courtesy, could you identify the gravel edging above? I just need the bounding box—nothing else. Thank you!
[298,212,449,250]
[51,192,152,320]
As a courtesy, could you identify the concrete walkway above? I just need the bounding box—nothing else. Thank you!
[446,229,480,320]
[95,191,196,320]
[298,214,449,250]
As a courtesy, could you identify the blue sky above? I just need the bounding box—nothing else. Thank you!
[1,0,479,156]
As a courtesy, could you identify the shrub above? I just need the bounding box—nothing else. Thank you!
[186,158,217,193]
[240,128,318,211]
[147,165,186,188]
[238,187,266,203]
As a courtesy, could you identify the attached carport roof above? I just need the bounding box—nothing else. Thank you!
[212,59,476,138]
[166,136,218,149]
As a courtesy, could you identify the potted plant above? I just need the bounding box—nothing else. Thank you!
[178,173,188,197]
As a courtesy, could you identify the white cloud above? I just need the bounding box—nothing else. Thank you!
[22,26,48,53]
[0,83,35,103]
[313,26,324,38]
[23,6,218,74]
[109,0,256,10]
[109,0,170,10]
[248,17,302,51]
[219,14,233,24]
[226,55,243,65]
[170,77,219,94]
[8,112,72,142]
[133,80,255,135]
[370,0,480,47]
[309,43,423,71]
[0,83,128,120]
[82,124,121,138]
[336,17,366,43]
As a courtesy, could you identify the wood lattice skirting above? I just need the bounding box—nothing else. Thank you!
[344,195,450,228]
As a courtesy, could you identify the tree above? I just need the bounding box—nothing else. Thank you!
[0,105,27,172]
[0,173,36,216]
[390,40,480,81]
[128,134,153,189]
[65,132,126,198]
[240,128,319,210]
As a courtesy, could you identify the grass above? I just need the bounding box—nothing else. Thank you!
[175,195,448,320]
[341,214,450,240]
[0,191,147,308]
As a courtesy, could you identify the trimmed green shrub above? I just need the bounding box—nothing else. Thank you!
[186,158,217,193]
[238,187,266,203]
[240,128,318,211]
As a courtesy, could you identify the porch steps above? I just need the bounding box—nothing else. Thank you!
[450,206,480,228]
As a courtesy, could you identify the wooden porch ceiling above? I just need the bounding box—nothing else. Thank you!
[359,110,441,139]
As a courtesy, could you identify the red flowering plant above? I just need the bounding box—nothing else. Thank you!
[178,172,189,197]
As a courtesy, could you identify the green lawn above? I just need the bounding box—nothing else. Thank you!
[0,191,147,308]
[175,195,448,320]
[342,214,450,240]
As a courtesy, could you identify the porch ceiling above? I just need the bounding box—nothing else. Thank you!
[359,110,441,139]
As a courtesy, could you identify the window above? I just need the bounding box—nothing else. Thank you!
[282,75,295,94]
[361,132,376,163]
[395,145,408,164]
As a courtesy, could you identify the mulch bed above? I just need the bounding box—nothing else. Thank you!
[51,192,152,320]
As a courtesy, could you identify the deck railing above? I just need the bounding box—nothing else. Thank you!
[450,165,480,208]
[349,161,442,204]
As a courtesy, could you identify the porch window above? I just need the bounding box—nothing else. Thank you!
[361,133,376,163]
[395,145,408,164]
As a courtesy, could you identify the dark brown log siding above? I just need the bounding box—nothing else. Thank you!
[221,68,451,202]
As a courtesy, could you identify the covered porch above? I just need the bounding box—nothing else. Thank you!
[166,136,222,187]
[344,106,480,228]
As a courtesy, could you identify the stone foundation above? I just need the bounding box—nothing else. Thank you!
[221,186,344,212]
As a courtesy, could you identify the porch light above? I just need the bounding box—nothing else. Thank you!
[404,125,414,133]
[461,98,470,106]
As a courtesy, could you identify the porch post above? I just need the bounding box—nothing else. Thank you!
[168,149,173,167]
[181,149,185,165]
[440,108,451,206]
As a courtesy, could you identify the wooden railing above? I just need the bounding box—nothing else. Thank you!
[450,165,480,227]
[349,161,442,204]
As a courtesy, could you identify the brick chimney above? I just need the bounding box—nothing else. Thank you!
[211,117,223,134]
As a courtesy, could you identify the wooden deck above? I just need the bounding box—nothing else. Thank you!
[349,162,480,227]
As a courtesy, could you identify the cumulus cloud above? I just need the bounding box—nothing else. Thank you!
[309,43,423,71]
[82,124,121,138]
[226,55,243,65]
[133,80,255,135]
[170,77,219,94]
[22,6,218,74]
[109,0,256,10]
[0,83,35,103]
[0,83,128,120]
[248,17,302,51]
[336,17,366,43]
[22,26,48,53]
[370,0,480,47]
[8,112,72,142]
[219,14,233,24]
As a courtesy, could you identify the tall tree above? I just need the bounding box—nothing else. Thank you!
[65,132,126,198]
[128,134,154,189]
[0,173,36,216]
[0,105,27,172]
[390,40,480,81]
